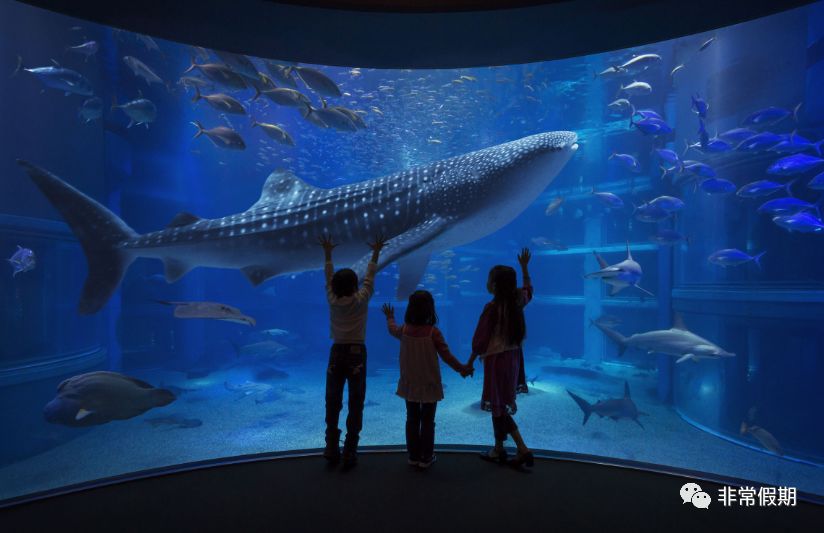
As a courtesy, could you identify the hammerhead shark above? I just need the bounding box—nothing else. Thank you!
[17,131,578,314]
[566,381,647,428]
[584,242,654,297]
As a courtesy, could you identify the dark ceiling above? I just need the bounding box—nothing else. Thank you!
[18,0,818,68]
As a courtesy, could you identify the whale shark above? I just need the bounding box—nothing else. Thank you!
[18,130,578,314]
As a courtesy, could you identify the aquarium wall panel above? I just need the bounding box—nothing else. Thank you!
[1,0,824,505]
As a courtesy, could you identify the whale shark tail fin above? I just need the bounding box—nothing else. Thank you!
[594,321,628,356]
[17,160,137,314]
[567,390,593,425]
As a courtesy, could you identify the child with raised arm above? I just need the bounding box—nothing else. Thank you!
[382,291,471,469]
[318,233,387,468]
[467,248,534,468]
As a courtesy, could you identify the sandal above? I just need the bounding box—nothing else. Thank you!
[479,448,508,465]
[508,450,534,468]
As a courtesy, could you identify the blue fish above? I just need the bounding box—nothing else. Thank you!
[767,153,824,176]
[634,203,671,223]
[655,148,680,166]
[592,187,624,209]
[11,56,93,96]
[697,118,709,149]
[757,196,817,216]
[772,212,824,233]
[609,153,641,172]
[768,132,823,155]
[736,180,787,198]
[631,116,672,136]
[633,109,663,120]
[647,195,685,212]
[691,93,708,118]
[808,172,824,191]
[591,188,624,209]
[650,229,690,246]
[682,160,716,178]
[700,178,736,194]
[719,128,757,143]
[708,249,765,268]
[737,132,782,152]
[686,137,732,154]
[742,104,801,126]
[7,245,36,277]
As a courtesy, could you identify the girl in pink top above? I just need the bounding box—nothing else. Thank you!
[382,291,471,469]
[467,248,534,468]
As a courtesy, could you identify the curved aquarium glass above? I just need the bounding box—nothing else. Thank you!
[1,0,823,504]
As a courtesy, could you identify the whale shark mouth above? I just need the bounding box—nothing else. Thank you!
[17,130,578,314]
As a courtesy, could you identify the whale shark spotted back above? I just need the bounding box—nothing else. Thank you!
[17,131,577,314]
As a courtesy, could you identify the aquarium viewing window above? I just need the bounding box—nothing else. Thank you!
[1,0,823,506]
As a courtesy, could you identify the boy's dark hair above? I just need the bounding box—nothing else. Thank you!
[488,265,526,346]
[331,268,358,298]
[404,290,438,326]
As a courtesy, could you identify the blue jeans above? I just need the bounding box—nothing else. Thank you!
[325,343,367,450]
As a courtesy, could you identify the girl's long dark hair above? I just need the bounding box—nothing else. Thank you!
[405,290,438,326]
[488,265,525,345]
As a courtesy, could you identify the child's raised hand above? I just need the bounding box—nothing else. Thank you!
[517,247,531,267]
[368,233,389,253]
[381,303,394,318]
[317,234,338,253]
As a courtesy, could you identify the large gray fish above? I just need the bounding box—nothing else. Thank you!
[567,381,646,428]
[43,371,175,427]
[155,299,256,326]
[184,59,248,91]
[11,56,93,96]
[595,314,735,364]
[302,104,357,132]
[262,88,311,108]
[252,120,294,146]
[190,121,246,150]
[16,130,577,314]
[290,66,341,97]
[78,96,103,124]
[584,243,652,297]
[213,50,259,80]
[264,61,298,88]
[191,86,246,114]
[112,95,157,128]
[65,40,98,61]
[122,56,164,86]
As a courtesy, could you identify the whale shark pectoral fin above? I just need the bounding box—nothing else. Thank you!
[351,216,449,282]
[241,265,279,287]
[396,252,432,300]
[164,258,193,283]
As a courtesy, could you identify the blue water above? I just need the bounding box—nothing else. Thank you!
[1,0,823,503]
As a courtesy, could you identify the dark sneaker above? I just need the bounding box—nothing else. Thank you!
[418,455,437,469]
[323,429,341,463]
[342,449,358,469]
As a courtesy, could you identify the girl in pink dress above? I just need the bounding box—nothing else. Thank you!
[467,248,534,468]
[382,291,471,469]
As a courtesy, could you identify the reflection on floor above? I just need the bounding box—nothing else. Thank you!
[1,353,821,502]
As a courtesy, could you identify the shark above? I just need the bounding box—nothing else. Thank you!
[594,313,735,364]
[584,242,653,297]
[566,381,647,428]
[17,131,578,314]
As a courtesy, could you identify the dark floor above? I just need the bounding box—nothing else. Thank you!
[1,452,821,532]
